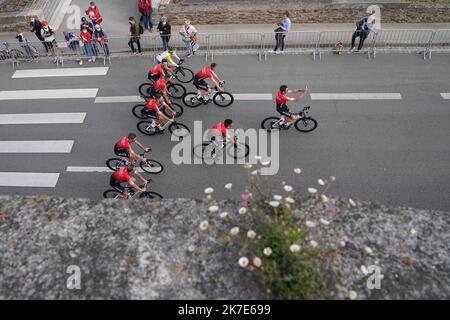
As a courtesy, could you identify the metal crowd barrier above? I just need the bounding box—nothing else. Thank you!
[1,28,450,68]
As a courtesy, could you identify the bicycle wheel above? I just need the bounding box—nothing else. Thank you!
[168,122,190,138]
[140,191,163,199]
[261,117,282,132]
[103,189,122,199]
[138,83,154,98]
[140,159,164,174]
[106,158,126,171]
[10,49,25,59]
[175,67,194,83]
[294,117,318,133]
[163,102,183,118]
[132,104,153,119]
[213,92,234,107]
[137,120,158,136]
[183,92,202,108]
[168,83,186,99]
[227,143,250,160]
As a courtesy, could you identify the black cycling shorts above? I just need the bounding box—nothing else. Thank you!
[142,108,159,119]
[114,145,130,158]
[148,73,160,83]
[193,76,209,91]
[110,176,127,193]
[276,104,292,117]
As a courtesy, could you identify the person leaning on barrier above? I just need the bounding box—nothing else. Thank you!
[16,28,38,60]
[349,14,375,52]
[272,11,291,54]
[40,22,60,63]
[94,24,110,57]
[30,17,48,53]
[64,31,83,65]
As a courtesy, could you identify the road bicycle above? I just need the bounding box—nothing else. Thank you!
[103,182,163,199]
[106,151,164,174]
[172,59,194,83]
[0,42,25,60]
[132,99,184,119]
[137,117,190,138]
[193,134,250,161]
[138,76,186,100]
[183,82,234,108]
[261,106,318,133]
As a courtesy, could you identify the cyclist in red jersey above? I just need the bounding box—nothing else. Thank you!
[114,132,150,162]
[151,75,171,102]
[148,59,173,83]
[110,164,147,198]
[211,119,234,145]
[276,84,309,127]
[193,63,224,100]
[144,93,176,128]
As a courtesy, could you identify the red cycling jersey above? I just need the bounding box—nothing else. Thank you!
[115,136,132,151]
[150,64,164,77]
[112,167,133,184]
[153,77,167,92]
[196,66,213,79]
[276,91,291,105]
[212,121,228,137]
[145,99,162,113]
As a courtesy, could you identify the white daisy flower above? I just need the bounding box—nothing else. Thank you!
[305,220,316,228]
[199,221,209,231]
[364,246,373,255]
[310,240,318,248]
[230,227,240,236]
[204,187,214,194]
[285,197,295,204]
[273,195,283,201]
[269,201,280,208]
[410,228,417,235]
[320,218,330,226]
[209,205,219,213]
[318,179,325,186]
[263,247,272,256]
[348,290,357,300]
[308,188,317,194]
[289,244,301,253]
[238,257,249,268]
[284,185,293,192]
[294,168,301,175]
[320,194,329,203]
[224,183,233,190]
[219,212,229,219]
[238,207,247,215]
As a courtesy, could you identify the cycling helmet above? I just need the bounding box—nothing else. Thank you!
[168,47,176,53]
[224,119,233,127]
[95,24,101,31]
[161,59,168,63]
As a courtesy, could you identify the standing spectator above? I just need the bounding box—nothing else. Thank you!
[138,0,153,32]
[64,31,83,65]
[157,15,171,51]
[80,26,96,63]
[85,1,103,26]
[349,15,375,52]
[16,28,38,60]
[80,17,99,55]
[40,21,60,63]
[128,17,143,55]
[29,17,48,53]
[94,24,110,58]
[179,19,197,58]
[273,11,291,54]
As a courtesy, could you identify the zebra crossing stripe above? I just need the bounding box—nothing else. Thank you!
[0,172,60,188]
[0,113,86,125]
[0,89,99,100]
[0,141,74,153]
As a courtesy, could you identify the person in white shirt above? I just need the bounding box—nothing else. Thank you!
[179,19,197,57]
[273,11,291,54]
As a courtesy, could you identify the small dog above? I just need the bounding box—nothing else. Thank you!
[334,41,344,55]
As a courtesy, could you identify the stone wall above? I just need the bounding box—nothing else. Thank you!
[0,195,448,299]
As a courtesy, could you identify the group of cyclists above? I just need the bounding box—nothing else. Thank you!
[109,47,309,199]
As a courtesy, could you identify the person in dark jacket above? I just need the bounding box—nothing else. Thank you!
[30,17,48,53]
[128,17,142,54]
[157,15,171,51]
[350,15,375,52]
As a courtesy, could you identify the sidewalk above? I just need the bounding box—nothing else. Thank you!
[1,23,450,43]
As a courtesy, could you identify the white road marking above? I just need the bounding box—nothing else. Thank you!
[0,172,59,187]
[12,67,109,79]
[0,113,86,125]
[0,89,98,100]
[95,96,145,103]
[441,93,450,99]
[95,93,273,103]
[310,93,402,100]
[0,141,74,153]
[66,166,145,173]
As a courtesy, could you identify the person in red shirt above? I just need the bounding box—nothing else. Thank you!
[110,164,147,198]
[114,132,150,162]
[193,63,224,100]
[148,59,173,83]
[151,75,171,102]
[80,26,96,62]
[144,93,176,128]
[86,1,103,25]
[276,84,309,126]
[211,119,234,145]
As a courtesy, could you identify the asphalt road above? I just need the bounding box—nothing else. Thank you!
[0,53,449,211]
